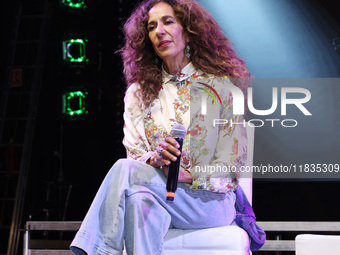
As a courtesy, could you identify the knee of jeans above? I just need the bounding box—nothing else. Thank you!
[125,192,167,221]
[125,193,154,226]
[126,192,156,211]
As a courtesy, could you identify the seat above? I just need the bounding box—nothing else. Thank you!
[295,234,340,255]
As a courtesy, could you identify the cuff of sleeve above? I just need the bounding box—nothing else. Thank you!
[134,151,154,164]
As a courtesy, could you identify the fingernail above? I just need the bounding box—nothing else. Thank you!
[172,156,177,161]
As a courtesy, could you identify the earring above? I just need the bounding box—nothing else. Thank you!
[155,57,159,64]
[186,45,190,59]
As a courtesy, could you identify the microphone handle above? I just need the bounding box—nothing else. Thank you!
[166,137,183,202]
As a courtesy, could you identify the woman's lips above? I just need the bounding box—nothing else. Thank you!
[158,40,171,47]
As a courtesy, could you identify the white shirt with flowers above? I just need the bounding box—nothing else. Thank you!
[123,62,247,193]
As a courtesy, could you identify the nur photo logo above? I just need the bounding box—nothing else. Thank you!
[198,82,312,128]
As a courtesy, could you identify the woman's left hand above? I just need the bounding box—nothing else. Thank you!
[162,165,193,184]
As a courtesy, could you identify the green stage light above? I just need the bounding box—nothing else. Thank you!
[62,90,88,118]
[62,0,86,9]
[63,38,88,63]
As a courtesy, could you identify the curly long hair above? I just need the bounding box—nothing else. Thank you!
[119,0,251,106]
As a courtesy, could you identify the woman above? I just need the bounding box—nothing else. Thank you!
[71,0,251,254]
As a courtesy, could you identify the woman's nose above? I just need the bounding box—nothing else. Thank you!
[155,25,165,36]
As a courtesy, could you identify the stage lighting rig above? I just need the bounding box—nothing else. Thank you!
[62,89,88,120]
[62,38,88,65]
[61,0,86,11]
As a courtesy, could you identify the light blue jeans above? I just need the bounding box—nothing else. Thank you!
[70,159,236,255]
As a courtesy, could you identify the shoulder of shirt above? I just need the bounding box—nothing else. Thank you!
[193,73,234,88]
[125,82,142,95]
[193,71,231,82]
[124,82,144,109]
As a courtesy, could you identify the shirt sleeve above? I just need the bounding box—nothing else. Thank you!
[209,114,248,191]
[122,83,153,163]
[189,77,248,193]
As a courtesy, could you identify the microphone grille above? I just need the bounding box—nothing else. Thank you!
[170,124,186,138]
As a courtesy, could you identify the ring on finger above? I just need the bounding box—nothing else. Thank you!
[157,148,163,158]
[164,135,171,142]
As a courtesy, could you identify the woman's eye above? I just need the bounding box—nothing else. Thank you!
[165,20,174,25]
[148,25,155,31]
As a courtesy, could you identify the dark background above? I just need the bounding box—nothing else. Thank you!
[0,0,340,253]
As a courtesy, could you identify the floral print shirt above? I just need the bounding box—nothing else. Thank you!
[123,62,247,193]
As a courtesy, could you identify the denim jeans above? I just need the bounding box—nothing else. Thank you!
[70,159,236,255]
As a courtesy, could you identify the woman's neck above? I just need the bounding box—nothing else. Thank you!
[163,58,190,75]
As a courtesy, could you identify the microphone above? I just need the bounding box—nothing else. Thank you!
[166,124,186,202]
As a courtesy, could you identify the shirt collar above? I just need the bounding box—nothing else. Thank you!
[162,62,197,84]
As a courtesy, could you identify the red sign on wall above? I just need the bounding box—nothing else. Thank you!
[9,68,22,88]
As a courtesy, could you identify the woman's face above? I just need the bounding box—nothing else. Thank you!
[147,2,188,68]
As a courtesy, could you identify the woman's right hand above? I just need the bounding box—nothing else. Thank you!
[148,136,183,168]
[148,137,191,183]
